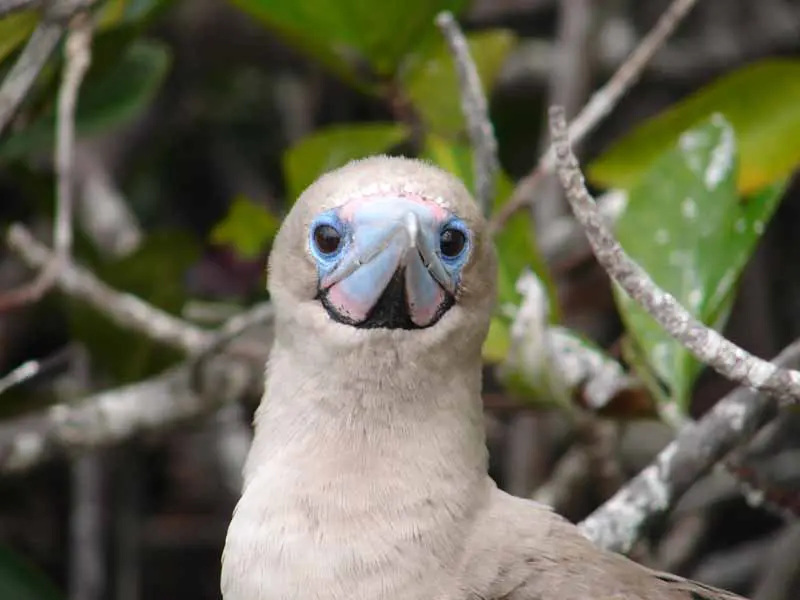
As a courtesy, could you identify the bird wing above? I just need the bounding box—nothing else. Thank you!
[457,486,747,600]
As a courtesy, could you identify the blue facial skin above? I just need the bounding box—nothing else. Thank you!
[307,197,471,329]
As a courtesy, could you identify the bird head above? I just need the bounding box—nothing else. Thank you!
[267,156,497,357]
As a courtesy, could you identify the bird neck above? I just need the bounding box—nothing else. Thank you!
[242,329,489,499]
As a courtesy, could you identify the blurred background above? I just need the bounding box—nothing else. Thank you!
[1,0,800,598]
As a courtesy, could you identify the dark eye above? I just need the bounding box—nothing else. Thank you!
[440,227,466,258]
[313,224,342,255]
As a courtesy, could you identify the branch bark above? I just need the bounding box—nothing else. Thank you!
[6,225,215,353]
[0,0,94,136]
[436,11,499,217]
[490,0,700,231]
[0,5,94,310]
[0,0,40,17]
[579,337,800,553]
[548,106,800,405]
[0,350,266,475]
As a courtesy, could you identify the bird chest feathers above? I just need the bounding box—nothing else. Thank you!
[221,405,489,600]
[221,335,490,600]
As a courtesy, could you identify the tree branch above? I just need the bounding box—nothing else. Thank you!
[578,328,800,553]
[490,0,700,231]
[0,5,93,310]
[0,353,264,475]
[6,224,215,353]
[0,0,93,136]
[0,21,62,135]
[0,0,40,18]
[548,106,800,404]
[435,11,498,217]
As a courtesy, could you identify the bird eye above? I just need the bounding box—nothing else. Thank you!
[439,227,467,258]
[312,223,342,256]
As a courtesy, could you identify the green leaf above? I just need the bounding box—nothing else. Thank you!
[0,11,37,66]
[589,59,800,195]
[69,231,199,383]
[0,40,171,159]
[402,29,516,137]
[483,316,511,364]
[211,195,280,258]
[0,545,63,600]
[282,122,410,202]
[613,115,786,412]
[227,0,469,88]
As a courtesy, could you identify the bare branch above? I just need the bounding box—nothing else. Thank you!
[0,8,93,310]
[6,225,215,353]
[545,0,699,166]
[0,21,63,135]
[549,106,800,405]
[0,358,42,395]
[435,11,498,217]
[0,226,274,474]
[490,0,699,231]
[578,336,800,553]
[533,0,594,227]
[0,291,273,474]
[0,358,261,475]
[0,0,94,135]
[0,0,40,18]
[538,189,628,267]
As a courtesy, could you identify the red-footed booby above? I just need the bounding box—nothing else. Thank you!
[221,156,745,600]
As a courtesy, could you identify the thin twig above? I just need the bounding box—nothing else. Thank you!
[0,344,75,395]
[0,0,40,18]
[490,0,700,231]
[0,359,43,395]
[435,11,498,217]
[533,0,594,227]
[548,106,800,405]
[0,9,92,311]
[0,21,63,135]
[547,0,699,167]
[6,224,215,352]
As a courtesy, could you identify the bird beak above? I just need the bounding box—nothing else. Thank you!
[318,196,458,329]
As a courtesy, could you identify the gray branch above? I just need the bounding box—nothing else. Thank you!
[0,0,94,136]
[0,21,62,135]
[580,338,800,552]
[548,106,800,405]
[0,351,266,475]
[0,10,92,310]
[6,225,215,353]
[0,0,40,18]
[435,11,499,217]
[491,0,700,230]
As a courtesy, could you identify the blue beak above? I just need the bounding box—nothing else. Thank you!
[313,195,467,330]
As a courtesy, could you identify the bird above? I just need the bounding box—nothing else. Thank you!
[221,155,745,600]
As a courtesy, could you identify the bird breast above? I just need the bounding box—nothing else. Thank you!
[221,437,488,600]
